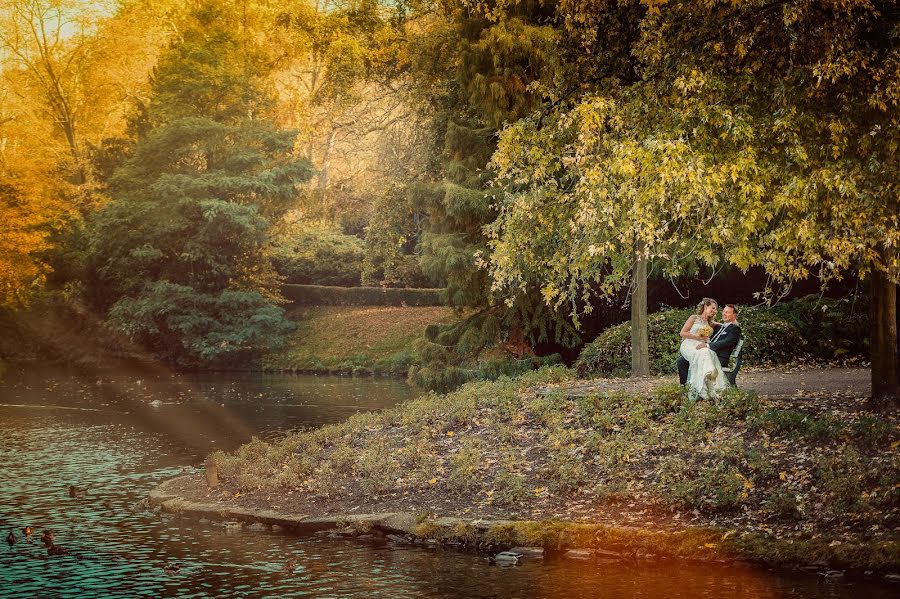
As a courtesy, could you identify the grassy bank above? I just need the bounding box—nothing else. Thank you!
[261,305,456,375]
[202,368,898,571]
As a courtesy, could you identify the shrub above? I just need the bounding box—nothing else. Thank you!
[763,489,801,520]
[108,281,294,368]
[408,309,566,392]
[270,222,365,286]
[575,295,867,378]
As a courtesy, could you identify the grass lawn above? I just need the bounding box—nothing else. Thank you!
[262,305,456,375]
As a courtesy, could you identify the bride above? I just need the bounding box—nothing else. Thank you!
[679,298,728,400]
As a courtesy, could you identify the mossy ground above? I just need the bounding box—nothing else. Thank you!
[204,367,899,570]
[262,306,455,375]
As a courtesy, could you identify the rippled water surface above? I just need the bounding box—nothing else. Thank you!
[0,364,894,598]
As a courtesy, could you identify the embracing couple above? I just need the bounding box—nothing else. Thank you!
[677,298,742,400]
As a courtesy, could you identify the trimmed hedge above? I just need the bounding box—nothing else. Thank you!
[575,295,868,378]
[282,284,445,307]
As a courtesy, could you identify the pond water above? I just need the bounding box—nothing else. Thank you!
[0,364,894,598]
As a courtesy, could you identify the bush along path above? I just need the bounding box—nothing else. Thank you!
[576,295,868,378]
[155,368,899,576]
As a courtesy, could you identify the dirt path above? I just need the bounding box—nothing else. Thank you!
[543,367,871,402]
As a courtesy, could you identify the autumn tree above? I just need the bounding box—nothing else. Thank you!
[267,0,408,223]
[0,66,73,305]
[0,0,187,306]
[0,0,117,185]
[86,0,313,367]
[488,90,757,374]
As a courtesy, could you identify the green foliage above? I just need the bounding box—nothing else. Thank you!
[544,435,589,495]
[492,467,529,505]
[405,3,577,379]
[657,454,751,512]
[108,281,293,368]
[750,409,847,443]
[281,284,443,307]
[702,464,750,511]
[85,1,313,367]
[356,438,402,495]
[408,309,564,392]
[486,1,899,331]
[448,438,484,494]
[362,186,430,288]
[270,222,365,286]
[815,446,870,514]
[763,489,801,520]
[575,295,868,377]
[851,415,893,447]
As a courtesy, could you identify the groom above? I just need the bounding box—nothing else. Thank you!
[677,304,742,385]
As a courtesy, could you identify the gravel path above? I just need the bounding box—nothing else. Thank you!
[543,367,871,400]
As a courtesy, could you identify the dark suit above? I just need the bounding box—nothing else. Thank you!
[677,322,742,385]
[709,323,741,367]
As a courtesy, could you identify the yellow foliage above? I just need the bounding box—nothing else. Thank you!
[0,179,65,306]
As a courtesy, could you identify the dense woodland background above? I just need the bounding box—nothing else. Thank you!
[0,0,896,400]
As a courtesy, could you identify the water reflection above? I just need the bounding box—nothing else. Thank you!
[0,365,894,598]
[0,365,414,455]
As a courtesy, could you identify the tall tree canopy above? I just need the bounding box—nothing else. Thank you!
[488,0,899,404]
[0,0,183,306]
[86,0,314,367]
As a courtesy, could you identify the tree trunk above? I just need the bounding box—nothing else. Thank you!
[869,269,898,410]
[318,127,337,196]
[631,253,650,377]
[60,118,85,185]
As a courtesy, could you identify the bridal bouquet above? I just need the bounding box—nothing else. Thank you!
[698,325,713,339]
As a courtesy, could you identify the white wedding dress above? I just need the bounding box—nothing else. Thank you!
[680,317,728,400]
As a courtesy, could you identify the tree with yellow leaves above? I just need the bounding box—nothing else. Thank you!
[488,0,898,407]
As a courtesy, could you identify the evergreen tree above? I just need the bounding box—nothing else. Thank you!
[86,1,313,367]
[406,1,572,390]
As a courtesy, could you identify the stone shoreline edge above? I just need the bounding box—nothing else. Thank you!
[149,476,517,537]
[149,476,900,581]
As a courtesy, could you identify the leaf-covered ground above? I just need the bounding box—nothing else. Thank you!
[261,306,455,375]
[196,367,898,567]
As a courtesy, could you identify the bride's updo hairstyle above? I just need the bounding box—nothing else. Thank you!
[696,297,718,315]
